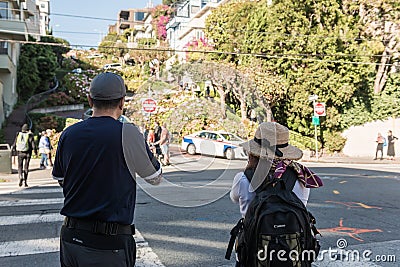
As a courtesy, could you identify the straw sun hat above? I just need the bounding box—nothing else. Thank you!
[241,122,303,160]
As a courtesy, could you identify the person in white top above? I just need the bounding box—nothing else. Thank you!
[230,122,323,217]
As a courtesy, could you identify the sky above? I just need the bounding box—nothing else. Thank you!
[50,0,162,48]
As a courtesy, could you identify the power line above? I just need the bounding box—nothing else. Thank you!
[51,12,117,22]
[0,27,390,59]
[53,30,104,35]
[48,10,386,43]
[1,6,388,43]
[0,38,396,66]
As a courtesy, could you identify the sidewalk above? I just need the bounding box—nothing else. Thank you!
[301,155,399,164]
[0,158,52,183]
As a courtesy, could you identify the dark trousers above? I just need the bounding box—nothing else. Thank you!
[375,144,384,159]
[17,152,31,180]
[60,225,136,267]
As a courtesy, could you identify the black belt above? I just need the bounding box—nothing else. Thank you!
[64,217,135,236]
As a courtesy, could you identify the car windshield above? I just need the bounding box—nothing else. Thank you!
[220,133,242,142]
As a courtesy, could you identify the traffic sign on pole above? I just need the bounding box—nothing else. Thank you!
[312,116,320,125]
[142,98,157,113]
[314,102,326,116]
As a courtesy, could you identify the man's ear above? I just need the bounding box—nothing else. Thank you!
[119,97,124,110]
[88,96,94,108]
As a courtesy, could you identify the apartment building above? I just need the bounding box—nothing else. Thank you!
[166,0,229,62]
[108,7,155,48]
[36,0,50,35]
[0,0,43,125]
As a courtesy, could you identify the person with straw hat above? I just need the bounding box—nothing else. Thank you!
[229,122,323,267]
[230,122,323,217]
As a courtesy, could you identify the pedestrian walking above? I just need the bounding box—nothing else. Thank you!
[374,132,385,160]
[46,129,54,167]
[156,123,171,166]
[12,124,37,187]
[387,130,398,160]
[52,72,162,267]
[205,85,210,98]
[154,121,162,159]
[147,129,156,156]
[38,131,51,169]
[228,122,323,266]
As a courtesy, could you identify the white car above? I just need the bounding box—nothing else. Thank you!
[181,130,247,160]
[103,63,122,70]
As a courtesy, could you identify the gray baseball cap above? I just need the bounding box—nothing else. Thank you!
[89,72,126,100]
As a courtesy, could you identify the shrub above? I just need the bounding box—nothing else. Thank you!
[38,92,75,107]
[323,131,347,153]
[29,113,66,133]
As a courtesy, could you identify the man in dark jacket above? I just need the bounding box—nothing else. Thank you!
[53,72,162,266]
[12,124,37,187]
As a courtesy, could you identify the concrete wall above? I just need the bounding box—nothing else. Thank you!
[342,117,400,157]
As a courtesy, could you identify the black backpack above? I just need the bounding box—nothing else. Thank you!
[226,167,321,267]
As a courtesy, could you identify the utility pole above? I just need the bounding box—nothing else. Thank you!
[309,94,319,160]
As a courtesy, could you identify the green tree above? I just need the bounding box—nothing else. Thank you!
[205,1,256,62]
[17,46,40,101]
[98,32,119,55]
[17,37,58,100]
[40,36,70,66]
[205,0,375,142]
[343,0,400,94]
[162,0,178,6]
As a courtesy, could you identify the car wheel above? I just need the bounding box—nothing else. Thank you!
[187,144,196,155]
[225,148,235,160]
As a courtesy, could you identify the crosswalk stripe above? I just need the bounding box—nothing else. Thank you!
[0,178,165,266]
[0,213,63,226]
[0,232,165,266]
[8,188,62,194]
[0,198,63,207]
[0,238,59,257]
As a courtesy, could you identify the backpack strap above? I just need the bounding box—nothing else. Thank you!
[280,166,298,191]
[225,218,243,260]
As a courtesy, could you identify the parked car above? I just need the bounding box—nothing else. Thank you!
[86,54,103,59]
[103,63,122,70]
[71,68,82,74]
[82,108,131,123]
[181,130,247,160]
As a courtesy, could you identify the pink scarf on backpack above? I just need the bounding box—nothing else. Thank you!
[272,159,323,188]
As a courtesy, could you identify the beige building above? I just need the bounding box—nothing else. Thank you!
[0,0,45,125]
[109,7,155,48]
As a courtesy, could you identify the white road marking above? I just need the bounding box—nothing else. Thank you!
[0,198,63,207]
[0,238,59,257]
[8,188,62,194]
[0,213,64,226]
[0,231,165,266]
[0,176,164,265]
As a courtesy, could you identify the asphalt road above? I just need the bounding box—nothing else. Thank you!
[0,151,399,267]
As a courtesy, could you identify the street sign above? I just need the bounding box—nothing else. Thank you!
[142,98,157,113]
[312,116,320,125]
[314,102,326,116]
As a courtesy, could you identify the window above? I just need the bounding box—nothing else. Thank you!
[0,42,7,54]
[0,2,9,19]
[208,133,218,140]
[41,4,46,9]
[191,5,200,14]
[198,132,208,138]
[196,30,204,40]
[134,12,145,21]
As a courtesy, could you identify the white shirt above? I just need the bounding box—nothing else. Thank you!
[230,172,310,217]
